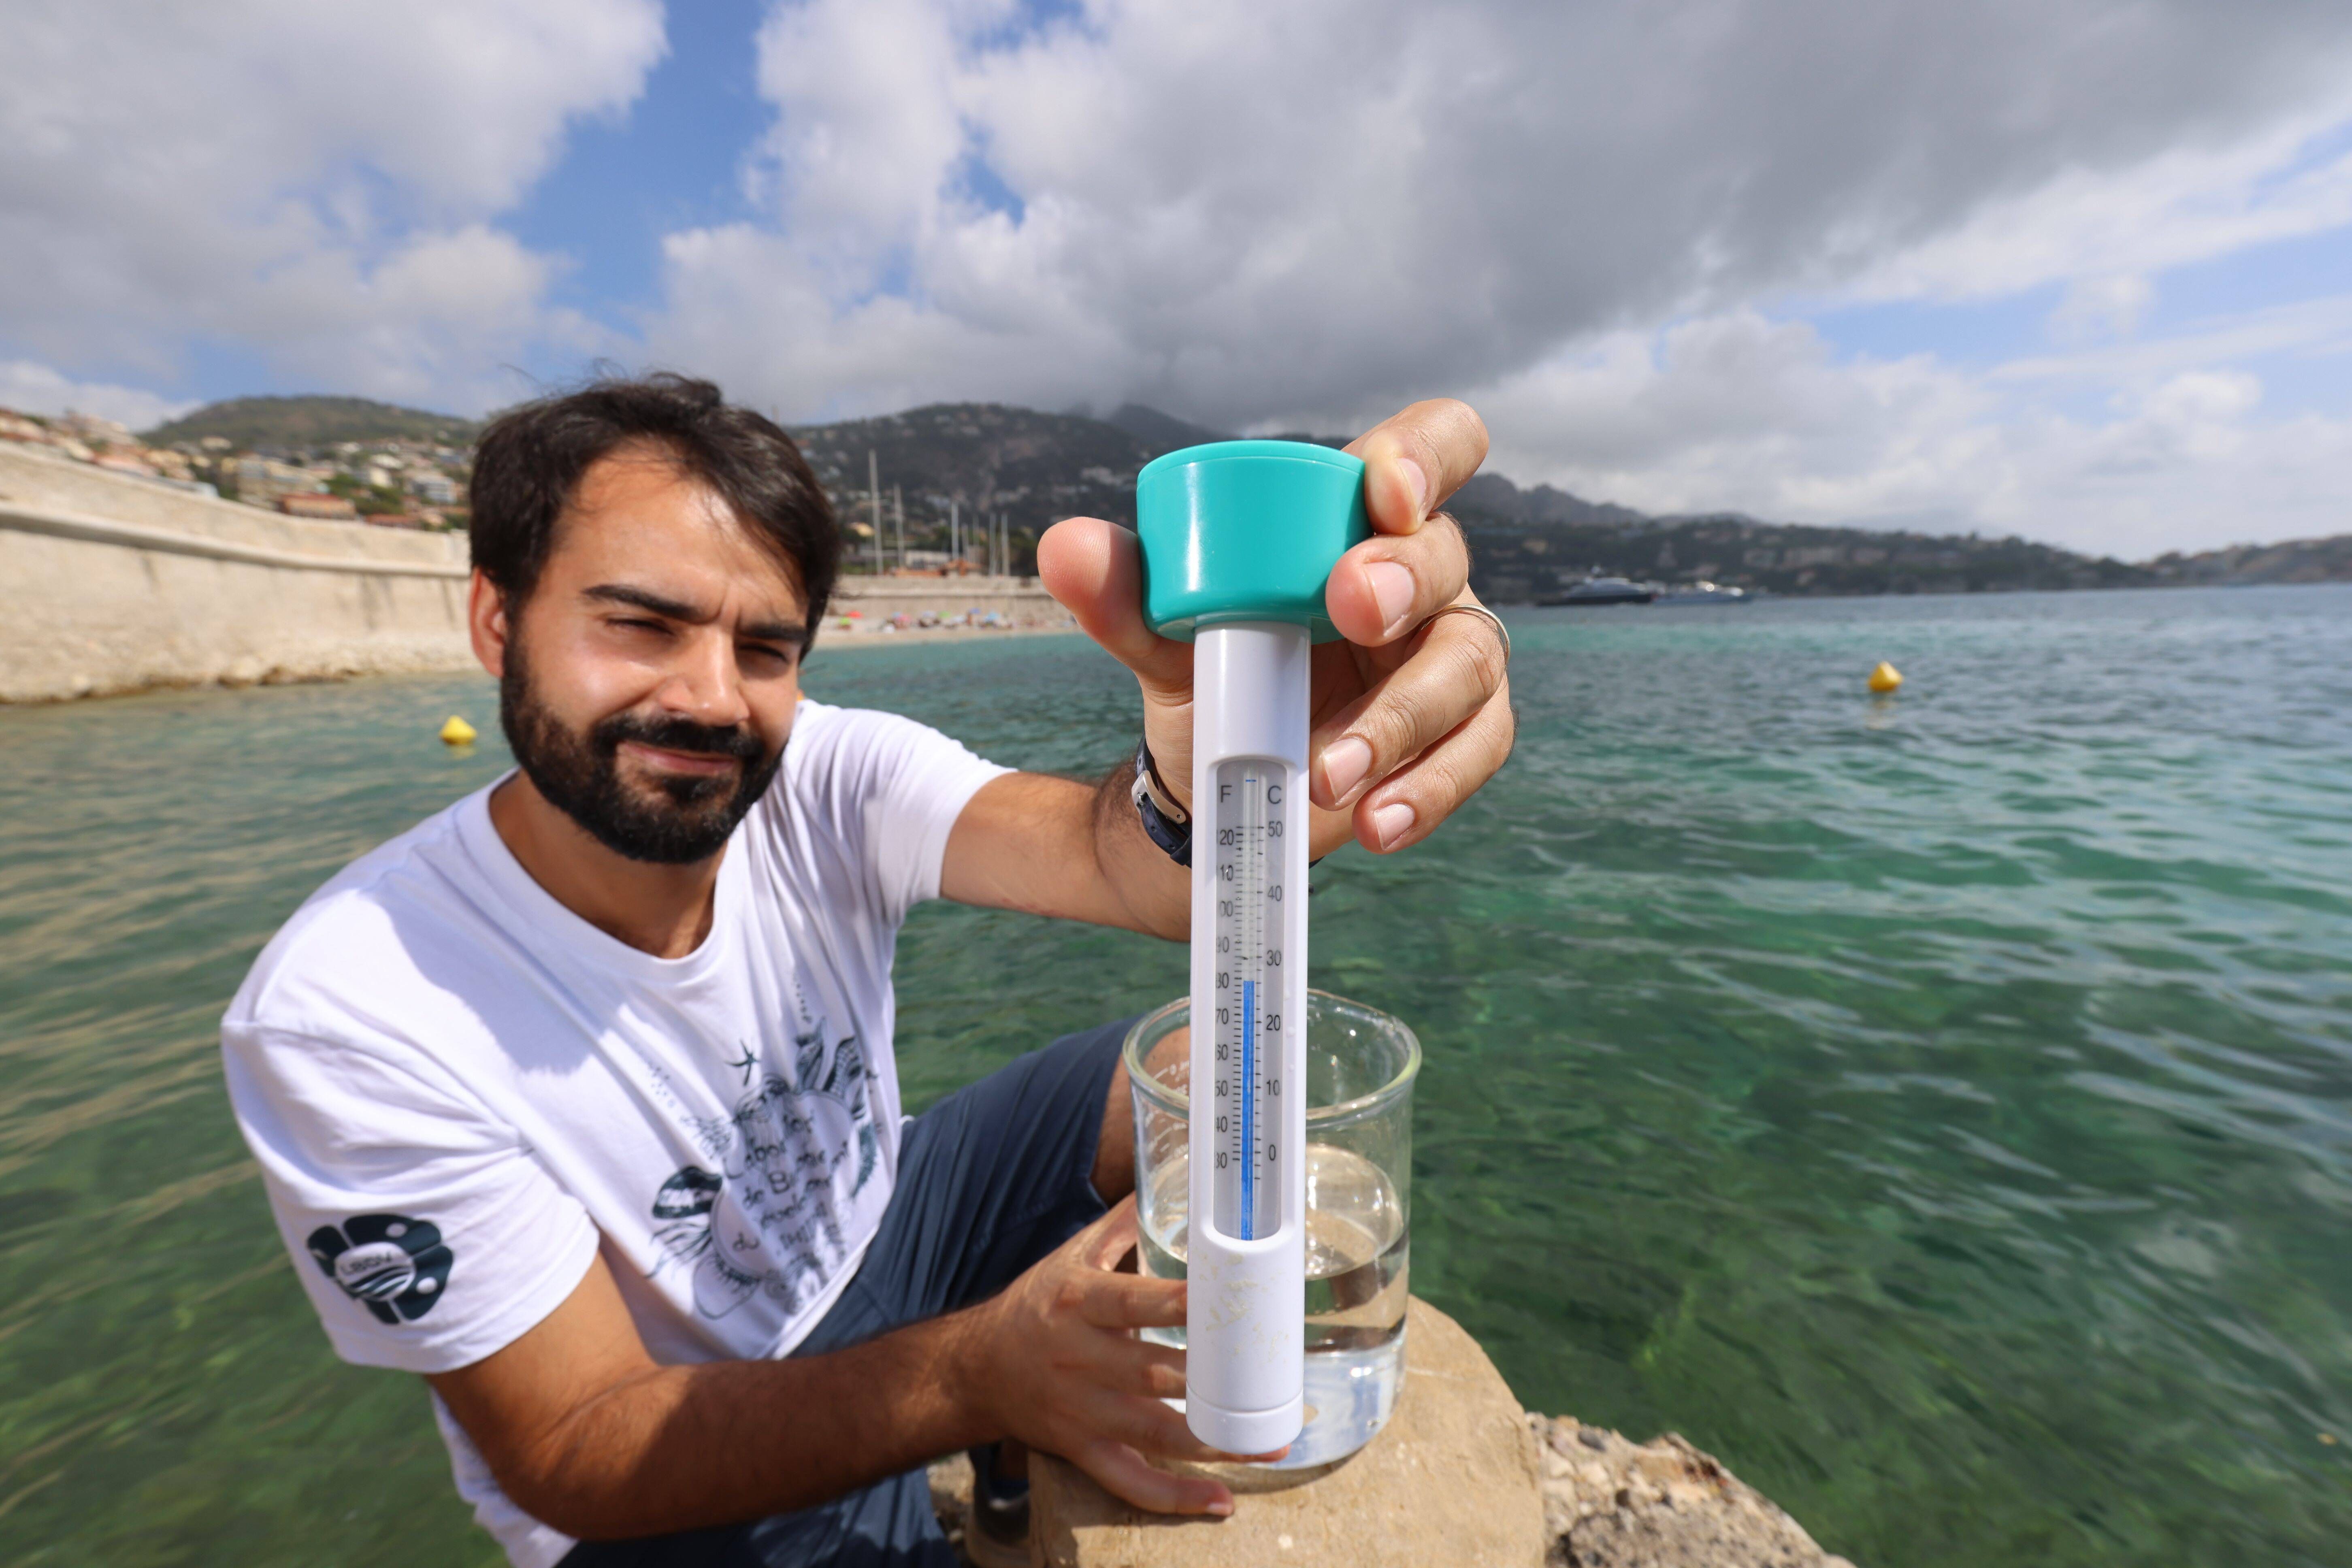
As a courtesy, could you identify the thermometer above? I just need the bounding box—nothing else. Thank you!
[1134,441,1369,1457]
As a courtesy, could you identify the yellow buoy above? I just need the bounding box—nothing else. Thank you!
[439,715,478,746]
[1867,661,1903,694]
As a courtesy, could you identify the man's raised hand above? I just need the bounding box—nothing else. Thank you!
[1037,398,1513,860]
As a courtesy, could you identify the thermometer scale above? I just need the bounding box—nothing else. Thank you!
[1135,441,1368,1457]
[1211,749,1288,1245]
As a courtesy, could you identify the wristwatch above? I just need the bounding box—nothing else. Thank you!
[1130,738,1191,867]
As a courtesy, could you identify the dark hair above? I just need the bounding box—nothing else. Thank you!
[468,373,838,632]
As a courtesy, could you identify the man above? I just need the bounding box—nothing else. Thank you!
[222,375,1512,1567]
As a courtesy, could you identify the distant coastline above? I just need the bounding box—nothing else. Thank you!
[3,391,2344,706]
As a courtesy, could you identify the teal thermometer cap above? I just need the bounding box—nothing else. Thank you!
[1135,440,1370,643]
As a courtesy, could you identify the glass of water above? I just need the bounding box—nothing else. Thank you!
[1123,989,1420,1467]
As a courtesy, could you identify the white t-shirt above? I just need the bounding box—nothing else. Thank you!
[220,700,1010,1568]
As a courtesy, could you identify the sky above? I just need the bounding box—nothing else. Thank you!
[5,0,2351,558]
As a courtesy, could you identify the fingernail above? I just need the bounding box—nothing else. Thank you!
[1207,1499,1234,1517]
[1320,735,1372,804]
[1398,456,1429,520]
[1367,561,1415,638]
[1372,800,1416,849]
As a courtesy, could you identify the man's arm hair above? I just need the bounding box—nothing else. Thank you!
[428,1251,990,1539]
[937,768,1189,940]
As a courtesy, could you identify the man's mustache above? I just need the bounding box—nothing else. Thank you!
[592,711,768,764]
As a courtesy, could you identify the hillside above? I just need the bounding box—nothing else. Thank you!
[1444,481,2158,600]
[107,390,2352,593]
[790,403,1177,550]
[141,396,477,452]
[783,400,2352,593]
[2146,533,2352,586]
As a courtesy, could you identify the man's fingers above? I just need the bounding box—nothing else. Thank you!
[1353,682,1515,852]
[1075,1195,1142,1272]
[1076,1268,1188,1332]
[1097,1334,1188,1399]
[1344,398,1489,537]
[1036,516,1191,695]
[1322,513,1472,649]
[1097,1389,1237,1464]
[1060,1199,1185,1328]
[1071,1438,1236,1517]
[1311,601,1508,810]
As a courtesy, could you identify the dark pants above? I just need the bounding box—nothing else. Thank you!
[559,1017,1129,1568]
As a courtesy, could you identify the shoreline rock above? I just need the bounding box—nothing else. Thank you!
[929,1300,1854,1567]
[1532,1415,1853,1568]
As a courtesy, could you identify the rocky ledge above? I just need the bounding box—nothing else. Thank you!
[929,1297,1853,1568]
[1530,1415,1853,1568]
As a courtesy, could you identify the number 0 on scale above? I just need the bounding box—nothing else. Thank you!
[1211,759,1286,1241]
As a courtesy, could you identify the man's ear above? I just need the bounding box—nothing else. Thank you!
[467,571,511,679]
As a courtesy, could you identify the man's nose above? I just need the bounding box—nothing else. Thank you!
[654,627,752,729]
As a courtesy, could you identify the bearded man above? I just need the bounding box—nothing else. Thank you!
[221,375,1513,1567]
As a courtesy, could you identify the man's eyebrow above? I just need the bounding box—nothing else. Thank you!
[583,584,809,647]
[739,617,810,648]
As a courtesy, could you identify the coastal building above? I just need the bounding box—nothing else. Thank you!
[232,456,329,508]
[275,493,358,520]
[57,411,135,448]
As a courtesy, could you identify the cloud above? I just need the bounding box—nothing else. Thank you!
[0,361,197,432]
[7,0,2352,554]
[623,0,2352,551]
[649,0,2352,421]
[1473,311,2352,557]
[1844,100,2352,305]
[0,0,663,407]
[2048,275,2158,345]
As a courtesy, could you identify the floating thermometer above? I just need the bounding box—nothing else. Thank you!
[1134,441,1369,1457]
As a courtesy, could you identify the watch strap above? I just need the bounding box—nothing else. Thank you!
[1131,738,1191,867]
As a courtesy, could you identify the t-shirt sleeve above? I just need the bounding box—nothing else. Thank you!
[792,705,1014,927]
[222,1023,601,1375]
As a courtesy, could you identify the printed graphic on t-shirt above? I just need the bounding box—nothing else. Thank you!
[307,1214,454,1324]
[650,1029,880,1319]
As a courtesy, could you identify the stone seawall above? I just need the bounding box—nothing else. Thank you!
[0,443,474,703]
[0,444,1064,703]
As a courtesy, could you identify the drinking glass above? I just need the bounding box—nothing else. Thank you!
[1124,989,1420,1467]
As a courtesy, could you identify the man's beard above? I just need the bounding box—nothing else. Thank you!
[499,639,782,865]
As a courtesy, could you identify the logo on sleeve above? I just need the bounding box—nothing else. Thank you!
[306,1214,453,1325]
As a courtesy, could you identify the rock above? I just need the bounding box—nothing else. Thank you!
[927,1449,975,1562]
[1030,1297,1544,1567]
[1532,1416,1854,1568]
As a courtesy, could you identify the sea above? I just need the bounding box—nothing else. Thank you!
[1,584,2347,1567]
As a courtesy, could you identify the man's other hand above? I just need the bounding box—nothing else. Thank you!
[1038,398,1513,859]
[958,1197,1270,1515]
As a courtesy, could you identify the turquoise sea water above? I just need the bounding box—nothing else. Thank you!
[2,586,2348,1565]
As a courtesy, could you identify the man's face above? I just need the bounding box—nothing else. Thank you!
[477,443,810,864]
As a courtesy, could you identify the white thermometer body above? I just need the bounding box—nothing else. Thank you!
[1185,621,1311,1455]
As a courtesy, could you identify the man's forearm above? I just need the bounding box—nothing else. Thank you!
[939,768,1189,938]
[1088,757,1190,939]
[496,1302,993,1540]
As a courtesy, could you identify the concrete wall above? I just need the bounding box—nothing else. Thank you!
[829,576,1067,626]
[0,444,474,702]
[0,443,1065,703]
